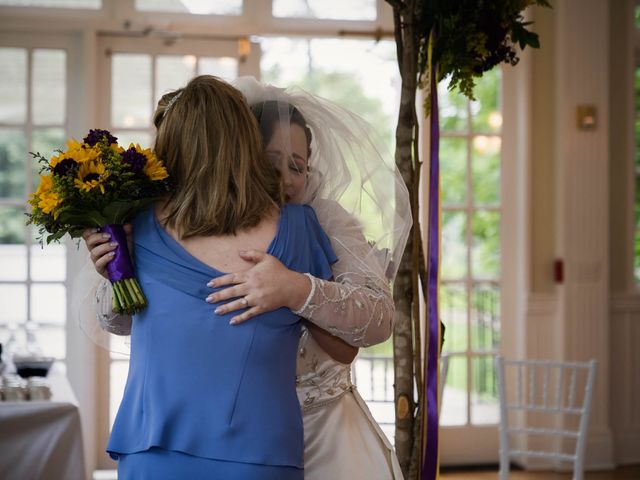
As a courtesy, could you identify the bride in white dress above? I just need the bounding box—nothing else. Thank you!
[79,77,411,479]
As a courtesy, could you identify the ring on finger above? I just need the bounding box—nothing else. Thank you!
[240,297,249,307]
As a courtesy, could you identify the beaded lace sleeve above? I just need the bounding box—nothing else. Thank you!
[293,201,394,347]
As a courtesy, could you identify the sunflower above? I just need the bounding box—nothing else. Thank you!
[52,139,100,168]
[74,161,110,193]
[139,146,169,181]
[39,191,61,218]
[30,174,61,218]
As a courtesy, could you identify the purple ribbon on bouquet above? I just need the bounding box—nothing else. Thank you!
[100,224,135,281]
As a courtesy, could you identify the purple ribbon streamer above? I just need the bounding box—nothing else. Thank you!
[99,224,135,282]
[422,63,440,479]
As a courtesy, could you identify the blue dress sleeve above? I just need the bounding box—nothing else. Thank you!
[301,204,338,280]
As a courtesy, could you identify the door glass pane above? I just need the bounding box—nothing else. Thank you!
[441,137,467,205]
[113,130,152,150]
[471,283,500,352]
[30,243,66,281]
[440,283,467,354]
[439,79,468,133]
[135,0,241,15]
[273,0,376,20]
[471,356,499,425]
[471,68,501,133]
[472,135,501,206]
[0,244,26,281]
[0,0,100,7]
[0,48,27,123]
[0,205,26,243]
[156,55,196,105]
[198,57,238,81]
[34,325,66,358]
[261,38,398,150]
[112,54,152,128]
[442,211,468,279]
[30,283,66,325]
[32,49,66,126]
[440,355,468,426]
[0,129,27,198]
[0,284,27,324]
[472,210,500,279]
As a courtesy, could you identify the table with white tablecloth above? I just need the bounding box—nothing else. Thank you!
[0,369,86,480]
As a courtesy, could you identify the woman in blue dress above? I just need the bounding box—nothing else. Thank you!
[89,75,337,479]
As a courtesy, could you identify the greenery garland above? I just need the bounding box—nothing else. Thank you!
[416,0,551,107]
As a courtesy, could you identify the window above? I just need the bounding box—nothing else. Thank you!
[439,68,502,426]
[0,0,100,8]
[135,0,241,15]
[272,0,376,20]
[0,46,68,364]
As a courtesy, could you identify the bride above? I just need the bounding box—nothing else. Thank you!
[80,77,411,479]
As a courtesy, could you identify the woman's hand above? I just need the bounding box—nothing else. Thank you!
[81,224,133,279]
[206,250,311,325]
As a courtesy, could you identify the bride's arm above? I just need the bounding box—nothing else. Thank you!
[209,209,394,348]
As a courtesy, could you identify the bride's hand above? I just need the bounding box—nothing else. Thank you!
[81,224,134,279]
[206,250,311,325]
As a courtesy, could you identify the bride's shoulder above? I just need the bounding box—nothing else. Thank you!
[309,198,362,233]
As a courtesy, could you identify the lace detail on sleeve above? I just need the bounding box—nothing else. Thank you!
[95,279,132,336]
[293,255,394,348]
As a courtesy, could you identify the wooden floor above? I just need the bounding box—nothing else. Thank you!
[440,465,640,480]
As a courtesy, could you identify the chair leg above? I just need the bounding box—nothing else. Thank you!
[573,459,583,480]
[499,453,509,480]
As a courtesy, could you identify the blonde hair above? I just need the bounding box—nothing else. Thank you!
[153,75,282,238]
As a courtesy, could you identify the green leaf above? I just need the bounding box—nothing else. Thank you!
[102,201,134,224]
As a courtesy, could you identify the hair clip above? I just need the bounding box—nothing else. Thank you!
[163,91,183,117]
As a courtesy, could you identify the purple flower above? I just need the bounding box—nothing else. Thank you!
[84,129,117,147]
[52,158,78,177]
[122,147,147,173]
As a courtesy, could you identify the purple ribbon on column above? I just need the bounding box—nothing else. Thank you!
[99,224,135,282]
[421,61,441,479]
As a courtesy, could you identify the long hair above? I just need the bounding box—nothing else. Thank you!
[153,75,282,238]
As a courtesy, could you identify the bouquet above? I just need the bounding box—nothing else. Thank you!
[27,129,171,314]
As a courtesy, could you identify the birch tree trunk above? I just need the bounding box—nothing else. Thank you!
[388,1,421,477]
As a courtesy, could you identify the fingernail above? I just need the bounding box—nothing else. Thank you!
[109,241,118,247]
[238,249,247,254]
[108,251,116,257]
[207,280,215,288]
[229,318,238,325]
[214,307,222,314]
[206,296,214,304]
[91,228,99,233]
[102,233,111,240]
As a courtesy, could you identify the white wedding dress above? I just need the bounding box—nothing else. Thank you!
[88,201,404,480]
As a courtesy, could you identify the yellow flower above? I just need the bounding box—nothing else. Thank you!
[34,174,53,196]
[137,145,168,181]
[31,175,61,218]
[39,191,61,218]
[52,139,100,168]
[74,161,110,193]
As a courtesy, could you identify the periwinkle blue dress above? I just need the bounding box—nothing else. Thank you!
[107,204,337,479]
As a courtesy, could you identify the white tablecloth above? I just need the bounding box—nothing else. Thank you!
[0,370,86,480]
